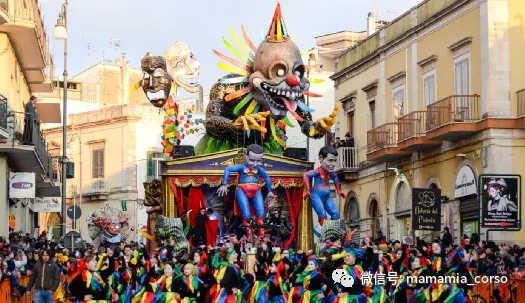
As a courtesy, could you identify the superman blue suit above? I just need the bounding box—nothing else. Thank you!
[221,164,273,236]
[303,168,344,226]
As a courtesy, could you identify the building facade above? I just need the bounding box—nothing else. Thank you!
[0,0,56,237]
[331,0,525,245]
[286,15,385,162]
[42,105,165,242]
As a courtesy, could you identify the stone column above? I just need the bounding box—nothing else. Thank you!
[481,0,511,117]
[297,198,314,251]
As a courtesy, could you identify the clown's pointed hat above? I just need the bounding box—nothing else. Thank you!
[266,2,290,42]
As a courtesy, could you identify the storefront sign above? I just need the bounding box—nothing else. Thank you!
[412,188,441,231]
[9,173,35,199]
[479,175,521,229]
[454,166,477,198]
[462,221,478,238]
[34,197,62,213]
[8,214,15,230]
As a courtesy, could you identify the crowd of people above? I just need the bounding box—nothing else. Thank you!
[0,227,524,303]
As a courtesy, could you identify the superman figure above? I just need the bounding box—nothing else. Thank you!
[304,146,346,226]
[217,144,276,238]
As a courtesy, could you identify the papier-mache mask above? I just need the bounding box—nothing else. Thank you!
[141,53,172,108]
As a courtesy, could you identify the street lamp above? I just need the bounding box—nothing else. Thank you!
[306,53,317,162]
[54,0,69,237]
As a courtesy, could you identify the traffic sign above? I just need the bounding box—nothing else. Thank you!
[121,200,127,211]
[67,205,82,220]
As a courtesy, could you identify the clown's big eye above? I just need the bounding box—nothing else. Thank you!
[270,62,288,78]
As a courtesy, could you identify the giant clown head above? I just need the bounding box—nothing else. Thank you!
[249,3,310,120]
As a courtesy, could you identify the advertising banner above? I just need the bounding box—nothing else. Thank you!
[479,175,521,229]
[9,173,35,199]
[412,188,441,231]
[34,197,62,213]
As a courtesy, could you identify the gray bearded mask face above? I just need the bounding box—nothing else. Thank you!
[141,53,172,108]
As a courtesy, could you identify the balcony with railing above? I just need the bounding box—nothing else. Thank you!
[425,94,481,141]
[397,111,442,151]
[0,111,51,179]
[366,123,410,162]
[67,178,110,203]
[335,147,359,182]
[0,0,53,92]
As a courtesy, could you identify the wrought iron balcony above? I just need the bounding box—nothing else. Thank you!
[425,95,481,141]
[0,111,51,177]
[397,111,441,151]
[366,123,410,162]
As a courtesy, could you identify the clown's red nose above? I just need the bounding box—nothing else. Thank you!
[287,75,300,87]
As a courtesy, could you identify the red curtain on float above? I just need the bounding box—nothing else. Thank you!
[285,187,304,249]
[206,220,219,247]
[169,177,185,217]
[187,186,205,227]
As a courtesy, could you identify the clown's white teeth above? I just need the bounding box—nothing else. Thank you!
[291,92,296,99]
[286,91,290,98]
[253,78,262,88]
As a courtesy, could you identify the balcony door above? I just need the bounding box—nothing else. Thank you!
[392,85,405,144]
[454,54,470,120]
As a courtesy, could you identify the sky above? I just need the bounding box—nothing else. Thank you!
[40,0,421,91]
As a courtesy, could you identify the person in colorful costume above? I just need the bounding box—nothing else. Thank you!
[288,258,327,303]
[68,253,115,302]
[407,256,432,303]
[178,263,204,303]
[332,248,373,303]
[303,146,346,226]
[190,248,215,303]
[211,247,244,303]
[267,260,288,303]
[133,261,185,303]
[217,144,276,238]
[248,246,271,303]
[442,248,474,303]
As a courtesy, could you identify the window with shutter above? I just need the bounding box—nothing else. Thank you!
[92,149,99,178]
[92,149,105,178]
[98,149,105,178]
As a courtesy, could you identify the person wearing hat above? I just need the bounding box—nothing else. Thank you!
[290,257,327,303]
[486,178,518,212]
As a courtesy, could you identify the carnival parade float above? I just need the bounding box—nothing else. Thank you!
[140,2,347,252]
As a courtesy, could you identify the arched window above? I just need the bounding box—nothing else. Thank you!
[369,199,379,218]
[345,197,360,226]
[395,181,411,213]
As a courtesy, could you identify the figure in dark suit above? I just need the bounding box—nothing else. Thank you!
[23,96,38,145]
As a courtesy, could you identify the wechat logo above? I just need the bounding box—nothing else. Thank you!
[332,269,355,287]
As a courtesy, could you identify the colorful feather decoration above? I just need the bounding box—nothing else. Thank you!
[218,62,249,77]
[213,49,253,72]
[241,25,258,53]
[233,92,254,114]
[270,117,285,147]
[281,116,295,127]
[297,101,314,112]
[225,85,253,102]
[222,37,253,66]
[229,27,254,59]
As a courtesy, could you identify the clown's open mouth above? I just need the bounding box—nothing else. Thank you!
[258,80,306,117]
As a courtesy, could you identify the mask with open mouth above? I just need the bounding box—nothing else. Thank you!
[249,5,308,121]
[165,41,201,94]
[141,53,172,108]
